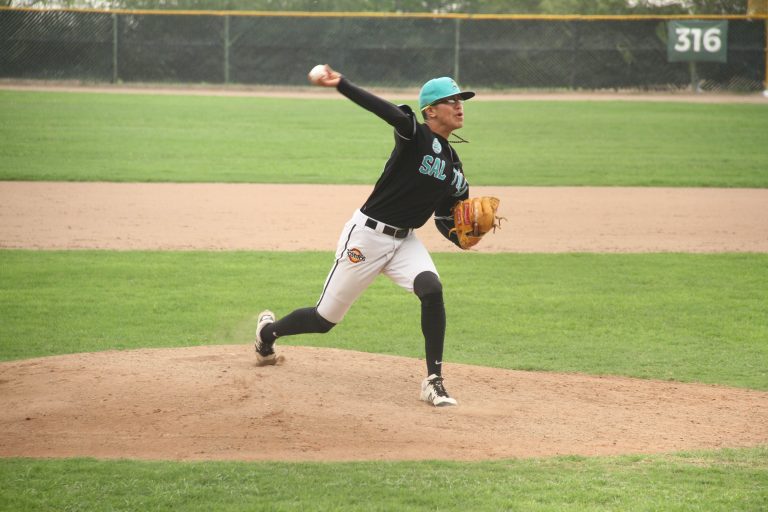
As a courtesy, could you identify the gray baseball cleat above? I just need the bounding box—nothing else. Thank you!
[420,374,458,407]
[254,309,278,366]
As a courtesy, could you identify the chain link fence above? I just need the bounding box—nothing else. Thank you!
[1,8,766,91]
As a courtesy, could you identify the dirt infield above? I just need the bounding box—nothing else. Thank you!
[2,182,768,253]
[1,182,767,462]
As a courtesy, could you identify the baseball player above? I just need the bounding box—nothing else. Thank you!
[255,65,476,407]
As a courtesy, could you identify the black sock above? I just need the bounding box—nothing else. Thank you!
[420,292,446,377]
[261,307,334,344]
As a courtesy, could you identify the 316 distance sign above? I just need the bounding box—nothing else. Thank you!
[667,20,729,63]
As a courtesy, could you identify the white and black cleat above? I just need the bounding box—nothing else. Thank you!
[420,374,458,407]
[254,310,282,366]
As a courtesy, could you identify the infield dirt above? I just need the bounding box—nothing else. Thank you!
[2,182,768,253]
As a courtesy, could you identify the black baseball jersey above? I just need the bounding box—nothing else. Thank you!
[337,78,469,241]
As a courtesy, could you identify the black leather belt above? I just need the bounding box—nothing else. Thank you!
[365,218,409,239]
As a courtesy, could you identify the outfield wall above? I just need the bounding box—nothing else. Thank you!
[0,8,766,92]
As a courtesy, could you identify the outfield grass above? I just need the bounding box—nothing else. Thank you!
[1,90,766,186]
[1,448,766,511]
[1,250,766,391]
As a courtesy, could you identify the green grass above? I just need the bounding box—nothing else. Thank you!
[468,100,768,187]
[1,448,766,511]
[1,90,766,186]
[2,250,766,390]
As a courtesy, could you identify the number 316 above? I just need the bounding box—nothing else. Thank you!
[674,27,722,53]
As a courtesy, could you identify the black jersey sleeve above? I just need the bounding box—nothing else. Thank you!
[434,216,461,248]
[434,148,470,248]
[434,187,469,249]
[337,77,415,139]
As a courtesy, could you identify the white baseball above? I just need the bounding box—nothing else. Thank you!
[308,64,327,84]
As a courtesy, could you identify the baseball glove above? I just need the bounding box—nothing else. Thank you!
[449,196,504,250]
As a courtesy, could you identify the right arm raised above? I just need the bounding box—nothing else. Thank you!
[308,64,414,139]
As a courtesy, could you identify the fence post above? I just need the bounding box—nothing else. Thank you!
[111,12,119,83]
[224,15,230,84]
[689,61,700,93]
[570,21,579,90]
[453,18,461,83]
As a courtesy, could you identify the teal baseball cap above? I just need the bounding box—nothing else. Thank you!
[419,77,475,111]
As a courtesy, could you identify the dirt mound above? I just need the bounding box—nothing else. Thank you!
[1,345,766,462]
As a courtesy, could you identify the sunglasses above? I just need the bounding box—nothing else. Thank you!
[432,97,463,106]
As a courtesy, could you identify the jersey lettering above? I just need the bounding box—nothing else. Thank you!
[450,168,468,196]
[418,155,447,181]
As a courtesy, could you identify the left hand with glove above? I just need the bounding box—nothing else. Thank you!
[449,196,504,250]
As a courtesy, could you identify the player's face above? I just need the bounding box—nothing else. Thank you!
[432,95,465,130]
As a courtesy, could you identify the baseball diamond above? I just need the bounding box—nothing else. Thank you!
[1,0,767,500]
[0,83,766,468]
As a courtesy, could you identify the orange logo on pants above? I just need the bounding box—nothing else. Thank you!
[346,248,366,263]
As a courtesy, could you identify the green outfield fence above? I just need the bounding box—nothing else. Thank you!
[1,7,766,91]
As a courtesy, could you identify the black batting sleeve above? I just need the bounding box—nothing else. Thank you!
[337,77,415,139]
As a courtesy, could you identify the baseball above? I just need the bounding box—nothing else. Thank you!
[308,64,327,84]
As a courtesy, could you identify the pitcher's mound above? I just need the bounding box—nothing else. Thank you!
[1,345,766,462]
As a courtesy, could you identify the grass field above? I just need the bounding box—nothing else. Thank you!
[1,90,767,187]
[1,449,766,511]
[1,89,766,511]
[1,251,766,390]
